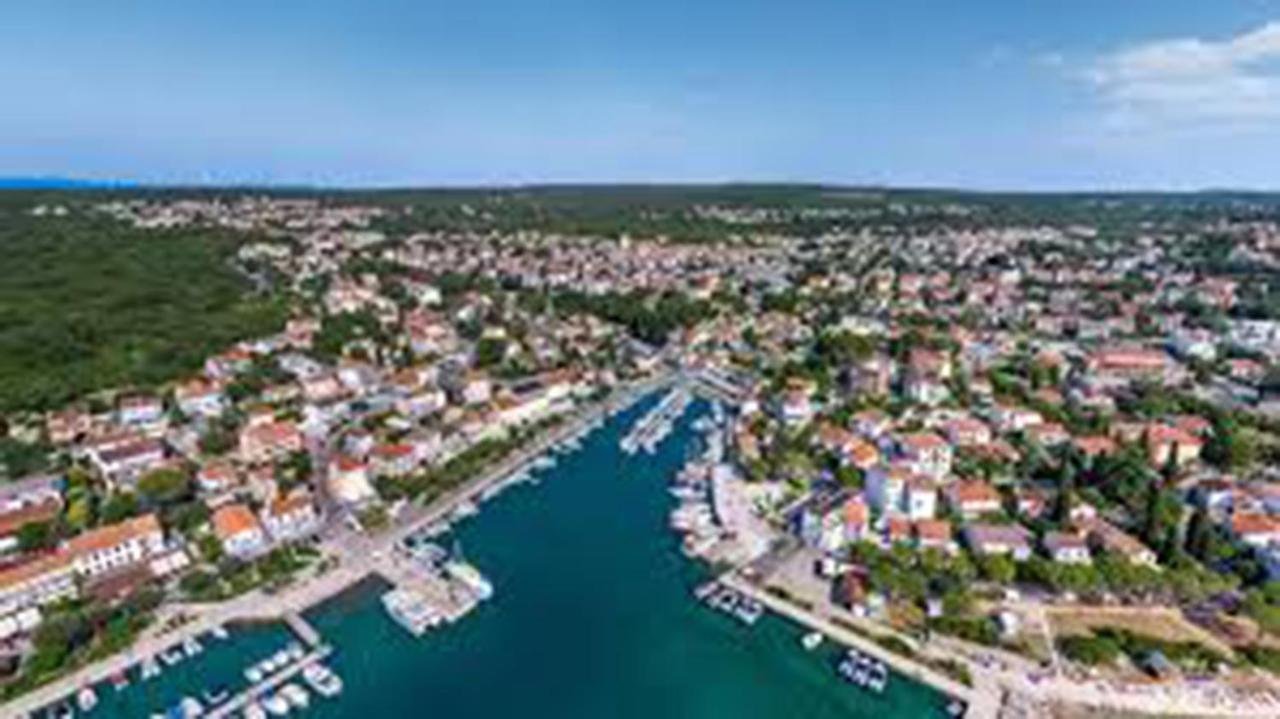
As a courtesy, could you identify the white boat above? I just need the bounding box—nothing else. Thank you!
[244,665,264,683]
[285,642,305,662]
[141,657,161,680]
[801,632,824,651]
[271,649,291,668]
[183,636,203,657]
[444,560,493,601]
[262,693,291,716]
[302,664,343,698]
[179,695,204,718]
[76,686,98,712]
[242,702,268,719]
[281,683,310,709]
[211,624,230,640]
[160,648,185,666]
[450,500,479,521]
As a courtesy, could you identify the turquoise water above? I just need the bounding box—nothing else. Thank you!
[87,398,947,718]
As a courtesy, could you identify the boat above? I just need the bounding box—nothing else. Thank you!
[202,686,230,706]
[281,683,310,709]
[801,632,824,651]
[210,624,230,640]
[244,665,264,683]
[261,692,291,716]
[53,702,75,719]
[271,648,292,667]
[242,702,268,719]
[111,670,129,691]
[286,642,305,662]
[183,636,204,657]
[160,648,185,666]
[179,695,204,718]
[946,699,968,718]
[76,686,98,712]
[733,598,764,626]
[141,656,161,680]
[302,664,343,698]
[866,661,888,693]
[444,559,493,601]
[450,500,479,521]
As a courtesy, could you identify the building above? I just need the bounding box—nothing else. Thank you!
[327,456,376,506]
[212,504,268,559]
[0,553,77,620]
[66,514,166,580]
[947,479,1002,519]
[1043,531,1092,564]
[898,433,952,479]
[239,421,304,464]
[262,489,321,543]
[963,523,1032,560]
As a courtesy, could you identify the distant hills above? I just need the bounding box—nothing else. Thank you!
[0,177,135,189]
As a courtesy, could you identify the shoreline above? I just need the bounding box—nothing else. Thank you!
[6,373,672,718]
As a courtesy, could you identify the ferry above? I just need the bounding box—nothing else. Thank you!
[302,664,344,698]
[76,686,98,712]
[141,656,161,680]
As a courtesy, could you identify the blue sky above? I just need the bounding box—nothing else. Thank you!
[3,1,1280,190]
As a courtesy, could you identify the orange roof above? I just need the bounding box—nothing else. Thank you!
[949,479,1000,505]
[212,504,261,539]
[843,496,868,526]
[1233,512,1280,537]
[901,433,947,450]
[65,514,162,556]
[0,498,62,537]
[0,551,73,591]
[268,489,314,518]
[914,519,952,542]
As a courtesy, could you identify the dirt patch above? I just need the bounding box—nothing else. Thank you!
[1046,605,1235,657]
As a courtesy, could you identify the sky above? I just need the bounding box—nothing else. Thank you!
[3,1,1280,190]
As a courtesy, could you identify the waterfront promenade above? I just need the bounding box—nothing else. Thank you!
[8,373,672,718]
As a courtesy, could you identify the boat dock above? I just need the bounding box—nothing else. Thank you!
[205,644,333,719]
[284,611,323,648]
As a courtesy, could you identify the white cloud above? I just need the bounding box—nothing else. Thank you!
[1083,20,1280,131]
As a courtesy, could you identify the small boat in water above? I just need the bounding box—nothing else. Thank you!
[281,683,310,709]
[242,702,268,719]
[801,632,824,651]
[160,648,185,666]
[244,664,264,683]
[262,692,290,716]
[302,663,343,697]
[183,636,203,657]
[285,642,305,662]
[202,685,230,706]
[179,695,204,718]
[111,670,129,691]
[76,686,98,712]
[141,656,161,680]
[210,624,230,640]
[53,701,74,719]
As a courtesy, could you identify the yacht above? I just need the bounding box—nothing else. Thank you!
[281,683,310,709]
[183,636,204,658]
[179,695,204,718]
[302,664,343,698]
[76,686,98,712]
[262,692,291,716]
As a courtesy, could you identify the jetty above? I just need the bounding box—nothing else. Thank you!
[206,644,333,719]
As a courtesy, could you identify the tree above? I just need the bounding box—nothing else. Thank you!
[100,491,140,524]
[136,468,192,507]
[17,520,57,552]
[978,555,1017,585]
[1203,417,1257,472]
[1185,507,1212,561]
[65,495,95,531]
[474,337,508,367]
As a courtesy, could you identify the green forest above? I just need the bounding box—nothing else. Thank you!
[0,195,286,413]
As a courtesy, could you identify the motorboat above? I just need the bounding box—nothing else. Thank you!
[183,636,204,658]
[76,686,98,712]
[242,702,268,719]
[302,663,343,698]
[262,692,290,716]
[801,632,824,651]
[280,683,310,709]
[179,695,204,718]
[141,656,161,680]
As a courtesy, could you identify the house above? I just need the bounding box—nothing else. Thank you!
[991,404,1043,433]
[1146,424,1203,467]
[944,417,992,447]
[864,465,909,515]
[903,478,939,520]
[1083,521,1158,567]
[0,552,77,620]
[779,390,814,427]
[913,519,954,553]
[1043,531,1092,564]
[898,433,952,479]
[1232,513,1280,549]
[1088,347,1170,383]
[798,491,852,554]
[904,372,949,406]
[65,514,166,580]
[45,409,91,445]
[460,372,493,406]
[963,523,1032,560]
[327,456,376,506]
[1026,422,1071,447]
[117,395,165,427]
[196,462,239,494]
[174,379,226,418]
[0,475,63,515]
[300,373,347,404]
[212,504,268,559]
[0,498,63,554]
[91,439,167,486]
[370,443,418,478]
[1074,435,1117,459]
[262,489,320,543]
[843,495,870,544]
[852,410,892,439]
[239,421,303,464]
[947,480,1002,518]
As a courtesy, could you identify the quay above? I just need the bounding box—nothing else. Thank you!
[716,573,1001,718]
[205,645,333,719]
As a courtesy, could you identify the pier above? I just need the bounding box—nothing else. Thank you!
[205,645,333,719]
[284,611,323,648]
